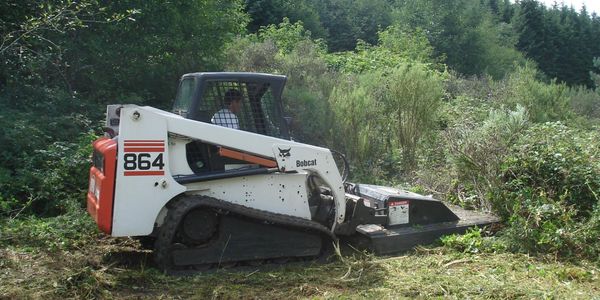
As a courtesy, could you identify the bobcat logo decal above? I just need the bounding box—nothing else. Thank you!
[278,147,291,157]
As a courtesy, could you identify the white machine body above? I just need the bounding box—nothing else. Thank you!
[108,106,345,236]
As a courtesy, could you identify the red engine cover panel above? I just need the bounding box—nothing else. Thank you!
[87,137,117,234]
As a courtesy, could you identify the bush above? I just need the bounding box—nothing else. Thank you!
[225,19,335,146]
[328,74,383,165]
[0,209,97,252]
[0,131,97,217]
[501,64,572,123]
[441,228,507,254]
[413,75,496,201]
[494,122,600,259]
[444,105,529,209]
[568,86,600,120]
[325,26,442,75]
[329,64,445,177]
[0,85,100,217]
[372,64,446,170]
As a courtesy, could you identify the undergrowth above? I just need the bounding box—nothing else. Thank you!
[2,214,599,299]
[0,208,98,252]
[494,122,600,261]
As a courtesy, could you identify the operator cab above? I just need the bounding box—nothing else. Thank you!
[172,72,290,140]
[172,72,290,174]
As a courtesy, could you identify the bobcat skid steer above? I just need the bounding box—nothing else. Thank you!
[87,72,498,272]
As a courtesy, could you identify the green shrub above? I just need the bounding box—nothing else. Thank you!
[568,86,600,120]
[325,26,442,75]
[0,84,101,217]
[225,19,335,147]
[0,131,97,217]
[501,64,572,123]
[445,105,529,209]
[329,64,445,176]
[256,18,322,55]
[373,64,446,170]
[494,122,600,259]
[328,74,384,166]
[441,228,507,254]
[0,209,97,252]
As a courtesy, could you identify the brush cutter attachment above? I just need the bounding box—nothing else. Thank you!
[339,184,500,254]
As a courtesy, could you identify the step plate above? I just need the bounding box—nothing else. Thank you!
[346,205,500,255]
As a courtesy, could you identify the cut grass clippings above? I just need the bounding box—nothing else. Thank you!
[1,215,600,299]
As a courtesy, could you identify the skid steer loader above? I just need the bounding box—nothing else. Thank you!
[87,72,498,272]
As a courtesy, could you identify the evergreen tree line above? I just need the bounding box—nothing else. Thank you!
[245,0,600,86]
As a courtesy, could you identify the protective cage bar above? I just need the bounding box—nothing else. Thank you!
[195,80,284,138]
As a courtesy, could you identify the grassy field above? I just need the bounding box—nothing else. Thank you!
[1,214,599,299]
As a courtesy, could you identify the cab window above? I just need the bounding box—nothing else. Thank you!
[173,78,196,115]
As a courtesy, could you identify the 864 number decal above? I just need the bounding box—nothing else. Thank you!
[122,140,165,176]
[123,153,164,170]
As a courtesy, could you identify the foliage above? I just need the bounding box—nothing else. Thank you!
[225,19,334,146]
[0,131,97,217]
[441,228,507,254]
[330,64,445,174]
[325,26,442,74]
[69,0,248,107]
[256,18,324,55]
[0,0,248,218]
[244,0,393,52]
[245,0,327,39]
[371,65,446,170]
[568,85,600,120]
[393,0,525,78]
[246,0,599,84]
[328,75,382,166]
[415,70,600,261]
[591,57,600,89]
[325,41,403,74]
[0,209,97,252]
[0,0,136,89]
[501,63,572,122]
[472,19,526,79]
[513,1,600,87]
[415,74,506,203]
[317,0,393,52]
[445,105,529,209]
[378,26,438,65]
[494,123,600,259]
[0,82,100,216]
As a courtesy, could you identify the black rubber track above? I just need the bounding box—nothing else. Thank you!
[154,195,337,273]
